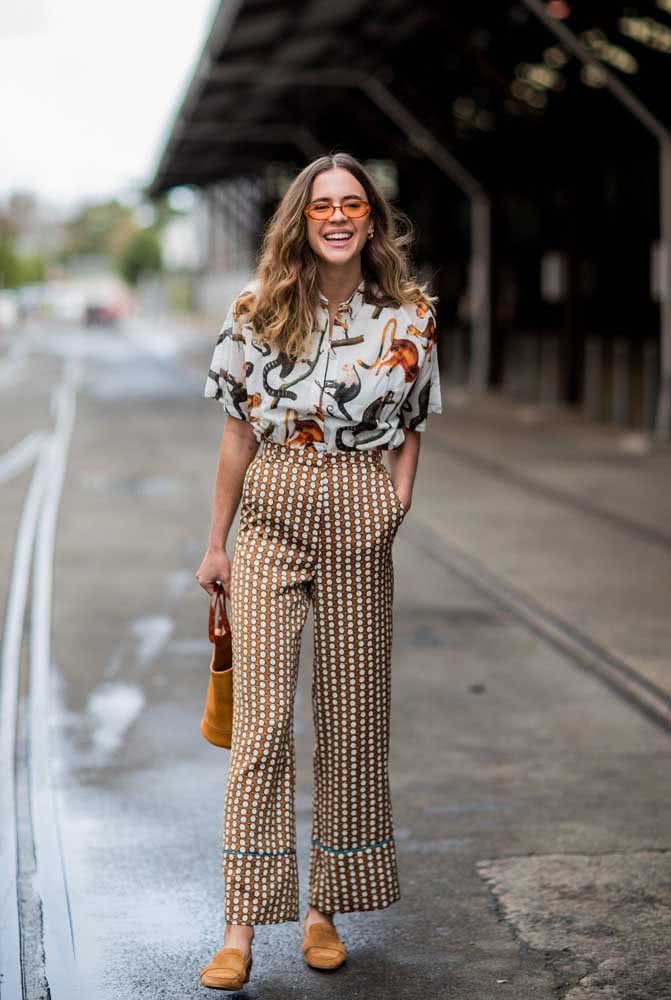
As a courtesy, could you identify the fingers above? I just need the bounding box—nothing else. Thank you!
[196,576,229,598]
[195,556,230,596]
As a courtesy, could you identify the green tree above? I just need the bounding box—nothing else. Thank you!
[0,234,20,288]
[17,254,46,284]
[60,200,136,262]
[117,228,162,286]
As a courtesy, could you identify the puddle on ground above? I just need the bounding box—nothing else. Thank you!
[85,681,145,759]
[107,615,175,678]
[129,616,175,670]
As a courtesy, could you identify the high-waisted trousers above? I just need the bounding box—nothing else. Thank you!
[224,440,407,925]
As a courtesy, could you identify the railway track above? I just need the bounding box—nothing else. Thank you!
[405,454,670,732]
[0,359,83,1000]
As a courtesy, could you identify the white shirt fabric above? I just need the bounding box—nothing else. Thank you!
[203,277,443,452]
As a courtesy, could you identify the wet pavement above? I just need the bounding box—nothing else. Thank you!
[0,314,669,999]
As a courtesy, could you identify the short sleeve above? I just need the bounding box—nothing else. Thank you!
[203,293,250,421]
[400,307,443,433]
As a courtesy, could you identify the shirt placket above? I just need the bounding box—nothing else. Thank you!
[312,314,330,412]
[314,303,345,408]
[324,315,341,393]
[313,286,361,448]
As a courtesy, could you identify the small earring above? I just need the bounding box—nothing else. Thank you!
[367,229,374,239]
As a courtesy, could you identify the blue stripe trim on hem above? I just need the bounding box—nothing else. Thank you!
[311,835,394,855]
[222,847,296,858]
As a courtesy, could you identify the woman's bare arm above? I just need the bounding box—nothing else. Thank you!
[208,418,259,551]
[387,429,420,514]
[196,417,259,595]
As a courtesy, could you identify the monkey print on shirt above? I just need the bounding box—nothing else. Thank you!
[203,278,442,452]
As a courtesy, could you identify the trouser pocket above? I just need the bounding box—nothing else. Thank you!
[379,463,407,523]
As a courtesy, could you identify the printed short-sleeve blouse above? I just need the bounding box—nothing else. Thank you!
[203,277,442,452]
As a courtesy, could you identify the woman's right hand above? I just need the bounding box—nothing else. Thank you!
[195,547,231,597]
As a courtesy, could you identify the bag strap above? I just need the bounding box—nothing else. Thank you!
[209,583,231,644]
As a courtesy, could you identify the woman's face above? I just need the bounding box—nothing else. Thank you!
[304,168,371,267]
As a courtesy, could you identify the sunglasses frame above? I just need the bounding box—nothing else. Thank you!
[303,198,372,221]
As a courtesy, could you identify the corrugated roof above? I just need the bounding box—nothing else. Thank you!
[147,0,671,195]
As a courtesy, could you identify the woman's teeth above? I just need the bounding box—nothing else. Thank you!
[323,232,352,242]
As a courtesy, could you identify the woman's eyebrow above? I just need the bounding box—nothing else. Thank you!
[311,193,364,201]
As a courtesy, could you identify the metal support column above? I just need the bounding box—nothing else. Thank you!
[522,0,671,437]
[660,143,671,438]
[361,76,491,392]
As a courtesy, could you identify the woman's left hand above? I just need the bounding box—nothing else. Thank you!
[396,487,411,516]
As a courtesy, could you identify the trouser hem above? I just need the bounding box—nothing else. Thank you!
[223,851,299,925]
[223,912,301,926]
[307,837,401,914]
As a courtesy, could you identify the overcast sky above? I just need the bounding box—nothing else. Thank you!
[0,0,218,213]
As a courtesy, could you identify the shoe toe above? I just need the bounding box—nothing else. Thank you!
[200,970,245,988]
[304,945,347,969]
[199,947,251,989]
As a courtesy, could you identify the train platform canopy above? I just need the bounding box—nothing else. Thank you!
[147,0,671,196]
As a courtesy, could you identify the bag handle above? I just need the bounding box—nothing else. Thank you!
[209,582,231,644]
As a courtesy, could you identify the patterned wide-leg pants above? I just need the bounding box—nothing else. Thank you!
[224,441,406,924]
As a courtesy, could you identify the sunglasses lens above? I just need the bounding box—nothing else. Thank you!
[307,205,333,219]
[342,200,368,218]
[306,204,332,220]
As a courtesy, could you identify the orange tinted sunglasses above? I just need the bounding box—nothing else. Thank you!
[304,197,371,221]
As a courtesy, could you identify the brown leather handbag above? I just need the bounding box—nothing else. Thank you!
[200,583,233,748]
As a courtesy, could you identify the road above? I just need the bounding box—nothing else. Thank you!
[1,314,669,1000]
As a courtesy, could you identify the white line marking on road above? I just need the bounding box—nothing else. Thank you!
[0,431,46,484]
[29,356,85,999]
[0,430,51,999]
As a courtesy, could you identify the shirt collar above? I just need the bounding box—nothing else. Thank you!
[318,278,366,322]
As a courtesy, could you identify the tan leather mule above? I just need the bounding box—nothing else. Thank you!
[302,915,347,970]
[199,946,253,990]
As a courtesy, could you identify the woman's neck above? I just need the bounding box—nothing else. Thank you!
[317,262,363,304]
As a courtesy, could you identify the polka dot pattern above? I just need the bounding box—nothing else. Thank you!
[224,441,405,924]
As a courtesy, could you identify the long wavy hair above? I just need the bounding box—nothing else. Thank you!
[238,153,437,360]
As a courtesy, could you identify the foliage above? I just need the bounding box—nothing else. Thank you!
[2,190,183,289]
[59,200,136,263]
[0,231,46,289]
[0,233,20,288]
[117,228,163,286]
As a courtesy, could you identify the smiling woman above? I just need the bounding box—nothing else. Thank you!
[203,153,442,450]
[196,152,443,991]
[228,152,440,363]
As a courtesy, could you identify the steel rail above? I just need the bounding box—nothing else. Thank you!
[408,520,670,732]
